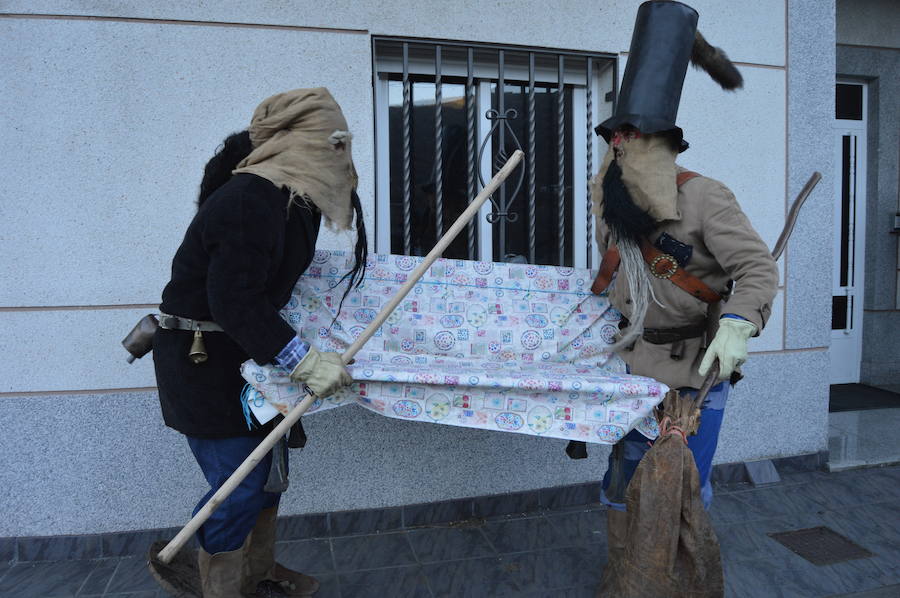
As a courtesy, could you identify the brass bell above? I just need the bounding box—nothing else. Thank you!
[189,329,208,364]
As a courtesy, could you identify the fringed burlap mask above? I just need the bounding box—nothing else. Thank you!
[592,132,679,225]
[233,87,357,230]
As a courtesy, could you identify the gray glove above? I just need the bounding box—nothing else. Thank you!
[288,347,352,398]
[698,319,757,381]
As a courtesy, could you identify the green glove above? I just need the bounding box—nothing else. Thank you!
[289,347,353,398]
[698,318,757,381]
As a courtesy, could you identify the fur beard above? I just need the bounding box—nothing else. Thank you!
[692,30,743,90]
[600,159,657,245]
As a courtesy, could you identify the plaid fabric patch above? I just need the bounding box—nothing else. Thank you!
[274,336,310,371]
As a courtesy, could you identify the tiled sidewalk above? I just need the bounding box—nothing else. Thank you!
[2,465,898,597]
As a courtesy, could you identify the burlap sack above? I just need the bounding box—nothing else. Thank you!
[598,390,724,598]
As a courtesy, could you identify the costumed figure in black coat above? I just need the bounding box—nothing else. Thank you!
[152,88,367,598]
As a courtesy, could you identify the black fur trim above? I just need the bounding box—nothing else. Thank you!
[691,31,743,91]
[601,159,657,243]
[197,130,252,208]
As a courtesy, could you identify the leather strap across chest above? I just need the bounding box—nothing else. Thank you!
[676,170,701,187]
[637,237,722,303]
[590,170,722,304]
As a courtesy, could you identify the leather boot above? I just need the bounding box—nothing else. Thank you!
[198,543,245,598]
[596,508,627,597]
[242,507,320,597]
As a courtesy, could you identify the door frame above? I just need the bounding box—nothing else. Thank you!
[829,80,868,384]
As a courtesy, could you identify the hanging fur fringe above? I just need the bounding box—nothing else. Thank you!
[692,30,743,90]
[606,238,661,353]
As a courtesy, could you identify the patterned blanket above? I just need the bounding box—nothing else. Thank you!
[241,251,665,444]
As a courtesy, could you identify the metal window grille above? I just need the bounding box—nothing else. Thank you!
[373,38,616,268]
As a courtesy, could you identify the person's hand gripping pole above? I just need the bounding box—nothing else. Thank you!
[289,348,352,398]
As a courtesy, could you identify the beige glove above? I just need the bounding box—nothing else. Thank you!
[289,347,353,398]
[698,318,757,381]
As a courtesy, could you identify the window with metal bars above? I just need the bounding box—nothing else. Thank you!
[373,38,616,269]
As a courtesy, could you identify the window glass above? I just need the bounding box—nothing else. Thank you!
[376,39,614,267]
[491,83,574,265]
[835,83,863,120]
[388,80,469,258]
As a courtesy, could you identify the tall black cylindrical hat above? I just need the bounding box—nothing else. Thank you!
[596,1,699,148]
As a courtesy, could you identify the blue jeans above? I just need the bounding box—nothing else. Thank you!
[601,382,729,512]
[187,435,284,553]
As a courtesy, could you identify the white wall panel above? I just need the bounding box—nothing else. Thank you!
[678,66,787,259]
[0,18,373,307]
[0,308,158,393]
[785,0,835,349]
[1,348,825,538]
[4,0,785,65]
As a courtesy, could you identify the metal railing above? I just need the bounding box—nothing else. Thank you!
[374,38,615,268]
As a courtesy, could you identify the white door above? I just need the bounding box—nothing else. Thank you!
[830,81,867,384]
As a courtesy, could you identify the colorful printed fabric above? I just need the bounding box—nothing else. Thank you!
[241,251,667,444]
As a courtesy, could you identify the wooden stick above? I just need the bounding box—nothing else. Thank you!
[694,171,822,402]
[771,172,821,262]
[156,150,524,564]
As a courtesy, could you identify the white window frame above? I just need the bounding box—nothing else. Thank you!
[373,41,611,269]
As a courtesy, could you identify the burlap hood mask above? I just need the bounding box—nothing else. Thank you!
[233,87,358,230]
[591,131,680,233]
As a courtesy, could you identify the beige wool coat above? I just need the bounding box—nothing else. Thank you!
[595,168,779,389]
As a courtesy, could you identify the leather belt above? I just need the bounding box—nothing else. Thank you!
[641,324,707,345]
[157,313,224,332]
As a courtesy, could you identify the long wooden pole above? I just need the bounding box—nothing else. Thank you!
[156,150,524,564]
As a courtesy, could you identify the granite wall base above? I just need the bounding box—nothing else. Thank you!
[0,349,830,540]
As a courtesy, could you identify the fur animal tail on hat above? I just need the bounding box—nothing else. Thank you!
[691,30,743,90]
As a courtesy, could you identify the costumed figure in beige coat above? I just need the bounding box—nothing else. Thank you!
[587,0,779,578]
